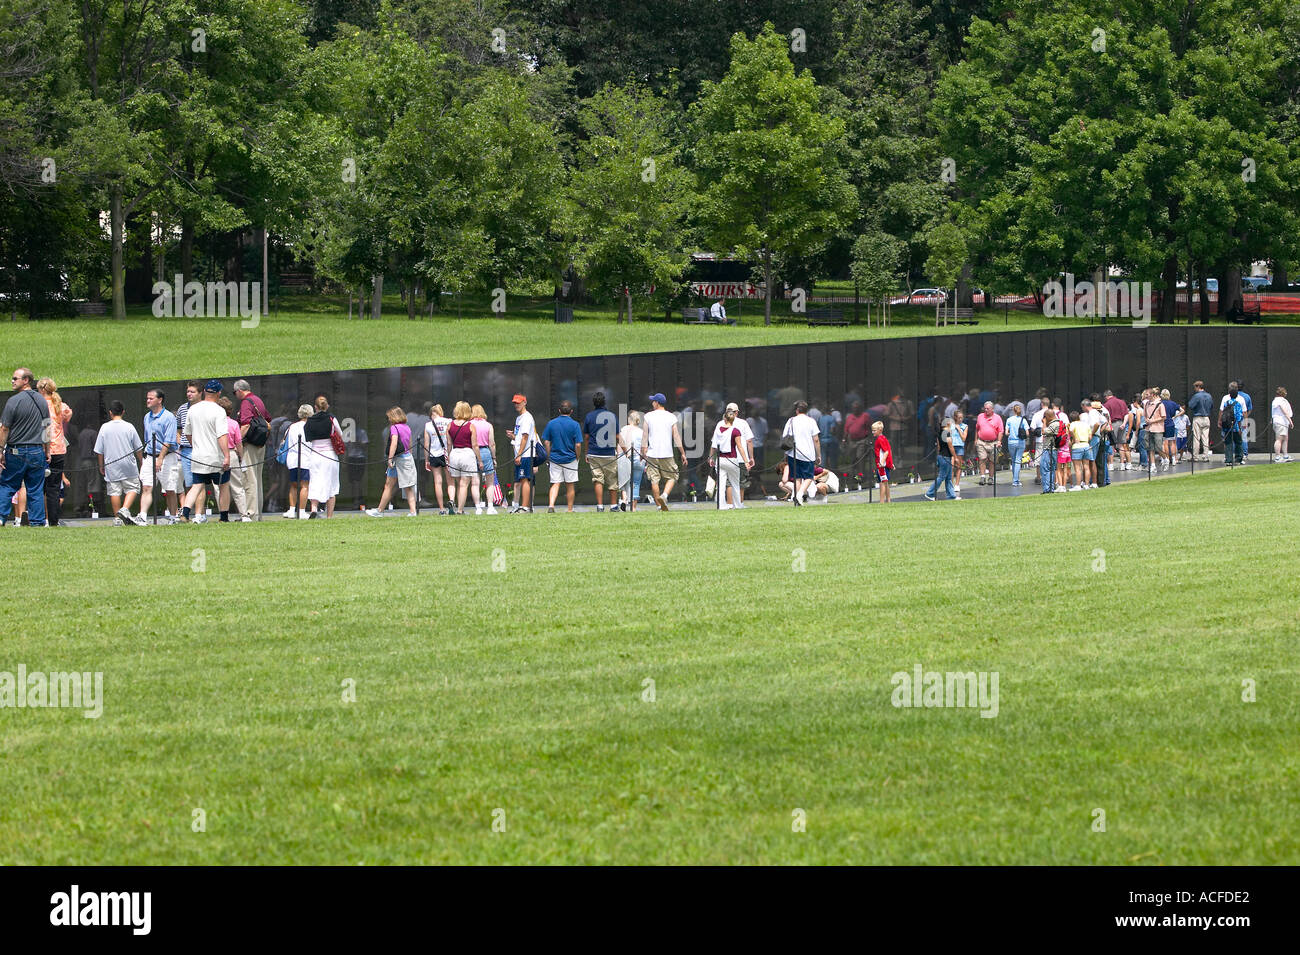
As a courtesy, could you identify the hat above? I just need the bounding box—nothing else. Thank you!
[1091,400,1103,409]
[649,392,667,404]
[205,379,222,394]
[511,393,526,404]
[725,402,739,414]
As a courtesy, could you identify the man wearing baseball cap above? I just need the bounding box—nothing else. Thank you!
[178,379,230,523]
[643,393,686,511]
[506,393,536,513]
[709,402,751,509]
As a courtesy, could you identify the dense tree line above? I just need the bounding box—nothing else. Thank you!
[1,0,1296,322]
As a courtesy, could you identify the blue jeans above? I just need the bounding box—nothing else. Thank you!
[628,459,645,501]
[1223,430,1243,464]
[0,446,48,525]
[1039,446,1055,492]
[927,456,955,499]
[1007,439,1024,482]
[1137,436,1148,466]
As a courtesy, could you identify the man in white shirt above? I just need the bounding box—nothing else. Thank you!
[506,393,536,513]
[643,392,686,511]
[1029,403,1049,483]
[179,379,230,523]
[709,299,728,323]
[728,412,755,506]
[781,400,821,505]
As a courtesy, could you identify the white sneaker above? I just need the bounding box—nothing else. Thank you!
[112,516,124,526]
[283,508,296,518]
[132,513,148,526]
[953,492,962,500]
[194,514,208,524]
[298,511,311,520]
[364,508,380,517]
[405,511,418,517]
[486,504,497,514]
[1285,455,1293,462]
[1089,482,1098,489]
[1054,487,1066,493]
[240,516,253,523]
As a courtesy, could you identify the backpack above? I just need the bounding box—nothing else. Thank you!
[1017,418,1028,442]
[241,398,269,447]
[1220,400,1238,431]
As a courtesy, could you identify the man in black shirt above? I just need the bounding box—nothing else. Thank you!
[924,418,956,501]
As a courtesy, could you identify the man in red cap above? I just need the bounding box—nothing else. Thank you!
[505,393,536,513]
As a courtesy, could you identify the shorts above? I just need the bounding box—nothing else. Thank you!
[1273,420,1289,437]
[287,467,307,482]
[975,439,997,461]
[951,445,965,458]
[1164,426,1175,439]
[106,476,141,497]
[192,469,229,488]
[1082,444,1096,461]
[586,454,618,486]
[386,452,417,489]
[514,456,534,481]
[1071,447,1086,461]
[548,460,578,484]
[1056,449,1070,465]
[141,452,178,489]
[448,447,478,479]
[787,456,814,481]
[478,447,495,474]
[427,454,447,469]
[179,445,193,487]
[876,467,891,483]
[645,455,679,484]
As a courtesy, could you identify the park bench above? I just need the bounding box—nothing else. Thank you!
[953,307,978,325]
[683,306,735,325]
[73,301,107,316]
[806,307,848,327]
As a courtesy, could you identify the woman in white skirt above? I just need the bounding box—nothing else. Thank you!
[304,395,342,518]
[367,406,418,516]
[445,400,480,515]
[1272,386,1293,462]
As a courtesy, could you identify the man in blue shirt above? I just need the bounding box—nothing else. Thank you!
[542,400,583,513]
[140,388,180,522]
[1186,380,1214,461]
[582,392,620,512]
[1220,381,1247,465]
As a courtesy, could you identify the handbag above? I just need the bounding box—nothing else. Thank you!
[275,436,289,466]
[329,418,346,457]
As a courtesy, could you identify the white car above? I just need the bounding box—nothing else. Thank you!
[890,288,948,306]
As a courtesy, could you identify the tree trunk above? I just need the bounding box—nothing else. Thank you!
[1221,264,1243,317]
[371,273,383,320]
[124,210,152,304]
[956,263,974,308]
[626,287,633,324]
[406,277,417,320]
[1272,260,1288,291]
[110,186,125,320]
[1158,256,1178,323]
[1197,264,1210,324]
[763,249,772,325]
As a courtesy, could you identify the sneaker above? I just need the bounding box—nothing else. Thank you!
[1285,455,1294,462]
[132,513,148,526]
[952,492,961,500]
[112,516,124,526]
[1054,487,1067,493]
[365,508,380,517]
[240,516,253,523]
[923,492,935,501]
[1012,481,1022,487]
[792,496,801,506]
[546,506,556,513]
[475,503,484,514]
[405,511,418,517]
[1089,482,1098,489]
[282,509,297,518]
[117,507,137,526]
[486,504,497,514]
[306,511,318,519]
[194,513,208,524]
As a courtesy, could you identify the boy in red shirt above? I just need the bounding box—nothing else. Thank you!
[871,421,893,502]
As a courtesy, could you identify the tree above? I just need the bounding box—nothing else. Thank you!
[850,229,904,325]
[567,83,696,321]
[923,220,965,326]
[692,23,856,324]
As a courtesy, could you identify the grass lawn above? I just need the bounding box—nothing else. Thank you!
[11,293,1085,386]
[2,465,1296,864]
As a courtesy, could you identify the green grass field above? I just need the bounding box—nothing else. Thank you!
[2,465,1296,864]
[10,294,1080,386]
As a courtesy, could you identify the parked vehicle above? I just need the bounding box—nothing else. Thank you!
[889,288,948,306]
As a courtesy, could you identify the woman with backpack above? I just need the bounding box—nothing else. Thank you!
[1005,402,1027,486]
[367,406,418,517]
[423,403,451,514]
[303,395,343,518]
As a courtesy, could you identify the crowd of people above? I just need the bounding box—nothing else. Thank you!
[0,365,1292,525]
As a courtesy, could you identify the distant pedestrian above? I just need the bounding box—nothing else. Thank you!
[583,392,619,512]
[367,406,417,517]
[1237,385,1254,460]
[643,393,686,511]
[709,402,749,509]
[231,379,269,520]
[1186,380,1214,461]
[924,417,956,501]
[1005,402,1027,486]
[542,400,582,513]
[175,380,202,494]
[471,404,498,514]
[1272,387,1293,462]
[303,394,342,517]
[950,409,968,498]
[179,380,230,523]
[974,400,1004,485]
[95,400,146,525]
[1159,388,1179,468]
[217,396,244,521]
[843,400,872,476]
[781,400,821,505]
[423,403,451,513]
[1039,409,1059,493]
[282,404,312,518]
[446,401,481,515]
[506,394,535,513]
[139,387,179,523]
[36,377,72,526]
[1220,382,1247,465]
[872,420,893,502]
[0,367,50,527]
[1142,388,1167,473]
[617,410,646,511]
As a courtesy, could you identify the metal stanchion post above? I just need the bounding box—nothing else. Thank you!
[296,435,302,517]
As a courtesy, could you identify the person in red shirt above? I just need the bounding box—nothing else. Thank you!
[974,401,1005,485]
[871,420,893,503]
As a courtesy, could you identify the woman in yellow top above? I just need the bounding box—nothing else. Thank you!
[1068,411,1093,491]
